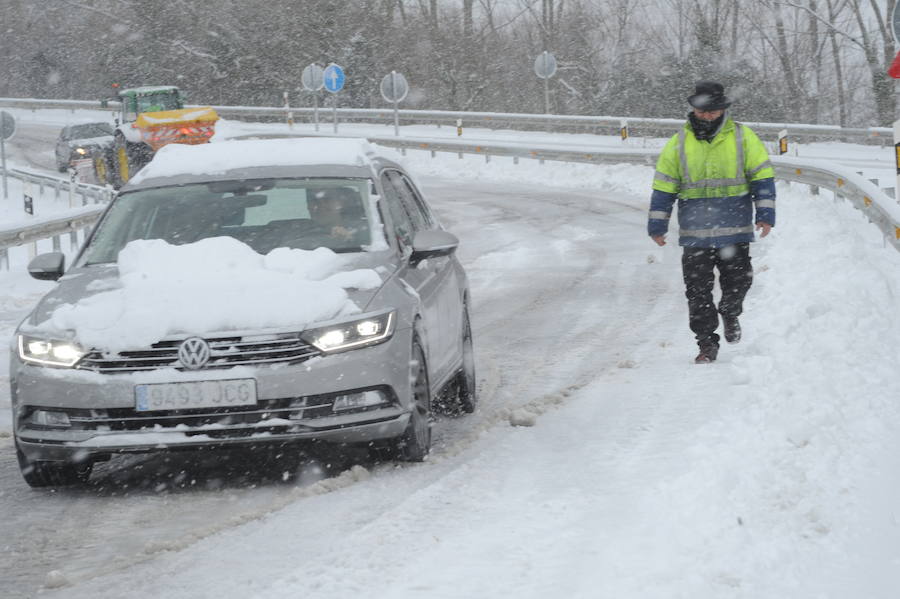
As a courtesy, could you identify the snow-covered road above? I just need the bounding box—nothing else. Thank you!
[1,117,899,598]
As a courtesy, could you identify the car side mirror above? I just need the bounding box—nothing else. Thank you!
[28,252,65,281]
[410,230,459,265]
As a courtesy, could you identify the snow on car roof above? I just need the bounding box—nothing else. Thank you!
[129,138,378,185]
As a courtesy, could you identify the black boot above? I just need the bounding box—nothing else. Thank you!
[723,315,741,344]
[694,342,719,364]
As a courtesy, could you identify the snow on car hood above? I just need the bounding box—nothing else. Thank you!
[32,237,385,351]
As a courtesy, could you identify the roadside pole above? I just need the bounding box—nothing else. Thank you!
[778,129,788,155]
[323,63,346,133]
[0,111,16,200]
[533,51,557,115]
[301,64,325,132]
[380,71,409,136]
[283,91,293,129]
[24,179,36,258]
[0,134,7,200]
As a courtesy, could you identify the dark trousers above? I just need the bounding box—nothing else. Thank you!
[681,243,753,347]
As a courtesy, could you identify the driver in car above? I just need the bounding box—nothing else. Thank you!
[306,187,366,244]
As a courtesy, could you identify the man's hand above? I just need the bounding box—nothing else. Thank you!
[756,222,772,238]
[651,235,666,246]
[331,226,354,241]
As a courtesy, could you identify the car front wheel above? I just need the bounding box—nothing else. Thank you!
[391,339,432,461]
[456,306,477,413]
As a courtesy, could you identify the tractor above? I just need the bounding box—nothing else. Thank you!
[97,86,218,188]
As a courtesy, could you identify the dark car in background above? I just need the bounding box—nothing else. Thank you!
[54,122,115,172]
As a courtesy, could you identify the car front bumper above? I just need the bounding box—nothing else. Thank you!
[11,330,413,462]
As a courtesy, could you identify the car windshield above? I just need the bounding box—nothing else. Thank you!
[78,178,379,266]
[136,92,182,112]
[68,123,113,139]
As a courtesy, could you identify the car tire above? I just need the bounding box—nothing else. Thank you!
[111,132,129,189]
[455,306,477,413]
[16,440,92,487]
[390,339,432,462]
[93,153,109,186]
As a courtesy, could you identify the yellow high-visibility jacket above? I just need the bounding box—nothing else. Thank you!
[648,118,776,247]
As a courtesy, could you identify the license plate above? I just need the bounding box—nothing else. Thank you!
[135,379,257,412]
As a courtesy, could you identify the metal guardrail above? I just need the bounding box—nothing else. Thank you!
[0,97,891,141]
[0,167,112,269]
[769,158,900,251]
[0,205,104,270]
[370,135,900,251]
[250,132,900,251]
[1,132,897,273]
[6,167,113,205]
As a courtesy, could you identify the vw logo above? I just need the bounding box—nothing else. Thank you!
[178,337,210,370]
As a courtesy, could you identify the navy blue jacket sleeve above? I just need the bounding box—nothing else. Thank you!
[750,177,776,226]
[647,189,677,236]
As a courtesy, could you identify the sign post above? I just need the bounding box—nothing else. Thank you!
[0,110,15,200]
[23,180,36,258]
[301,63,325,131]
[778,129,788,155]
[323,63,346,133]
[380,71,409,136]
[283,90,293,129]
[533,51,558,114]
[620,120,629,142]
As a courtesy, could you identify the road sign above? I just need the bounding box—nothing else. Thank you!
[890,50,900,79]
[894,120,900,206]
[380,71,409,137]
[323,64,345,93]
[301,63,325,91]
[380,71,409,103]
[534,51,557,79]
[534,51,557,115]
[0,111,15,140]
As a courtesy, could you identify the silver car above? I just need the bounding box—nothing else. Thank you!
[11,138,476,487]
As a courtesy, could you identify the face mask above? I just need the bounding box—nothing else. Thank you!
[688,112,724,141]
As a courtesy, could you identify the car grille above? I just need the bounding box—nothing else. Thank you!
[76,334,320,373]
[62,396,338,432]
[26,387,396,436]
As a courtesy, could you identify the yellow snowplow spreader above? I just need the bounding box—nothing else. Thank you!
[134,106,219,151]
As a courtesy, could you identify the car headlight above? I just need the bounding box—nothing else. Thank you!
[75,147,87,156]
[17,335,87,368]
[301,311,395,353]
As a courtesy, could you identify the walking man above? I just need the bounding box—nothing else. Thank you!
[648,81,776,363]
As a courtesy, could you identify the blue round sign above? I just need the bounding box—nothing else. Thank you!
[323,64,346,93]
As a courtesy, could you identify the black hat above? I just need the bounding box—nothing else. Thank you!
[688,81,732,111]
